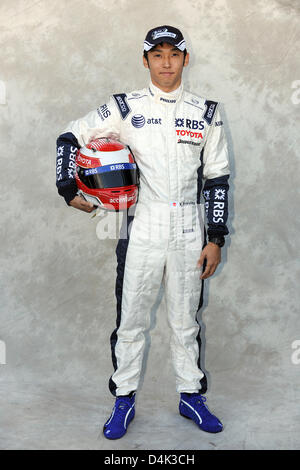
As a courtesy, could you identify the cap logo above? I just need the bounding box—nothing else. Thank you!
[152,28,177,40]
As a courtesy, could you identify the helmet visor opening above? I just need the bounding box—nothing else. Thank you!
[77,163,138,189]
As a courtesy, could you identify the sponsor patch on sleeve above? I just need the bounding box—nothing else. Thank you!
[97,103,111,121]
[203,100,218,126]
[113,93,131,120]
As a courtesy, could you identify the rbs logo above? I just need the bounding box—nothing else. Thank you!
[175,117,205,130]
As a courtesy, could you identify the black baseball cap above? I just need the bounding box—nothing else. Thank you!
[144,25,186,52]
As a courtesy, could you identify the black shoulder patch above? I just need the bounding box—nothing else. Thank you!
[113,93,131,120]
[203,100,218,126]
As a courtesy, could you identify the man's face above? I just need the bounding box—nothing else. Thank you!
[143,42,189,93]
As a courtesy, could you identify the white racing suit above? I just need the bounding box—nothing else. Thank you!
[56,81,230,396]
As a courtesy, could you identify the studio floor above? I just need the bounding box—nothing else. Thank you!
[1,371,299,451]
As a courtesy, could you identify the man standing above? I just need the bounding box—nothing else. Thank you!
[56,25,230,439]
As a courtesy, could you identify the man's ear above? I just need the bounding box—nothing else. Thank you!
[143,55,149,69]
[183,52,190,67]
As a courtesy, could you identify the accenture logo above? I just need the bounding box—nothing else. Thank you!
[131,114,146,128]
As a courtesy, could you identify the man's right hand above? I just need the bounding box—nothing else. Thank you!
[69,195,95,213]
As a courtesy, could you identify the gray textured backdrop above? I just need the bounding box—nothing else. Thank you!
[0,0,300,450]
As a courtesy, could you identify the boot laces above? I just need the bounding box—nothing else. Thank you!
[113,400,131,425]
[194,395,212,417]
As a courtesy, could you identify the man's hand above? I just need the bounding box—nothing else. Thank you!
[197,242,221,280]
[69,195,95,213]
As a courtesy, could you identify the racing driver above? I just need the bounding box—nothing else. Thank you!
[56,25,230,439]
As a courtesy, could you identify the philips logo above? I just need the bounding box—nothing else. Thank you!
[160,97,176,103]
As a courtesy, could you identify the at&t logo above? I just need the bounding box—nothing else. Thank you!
[131,114,146,128]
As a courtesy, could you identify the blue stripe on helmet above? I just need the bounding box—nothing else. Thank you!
[84,163,136,176]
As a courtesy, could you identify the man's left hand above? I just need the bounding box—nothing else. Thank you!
[197,243,221,280]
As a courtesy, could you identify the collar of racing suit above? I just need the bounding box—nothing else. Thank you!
[148,81,183,104]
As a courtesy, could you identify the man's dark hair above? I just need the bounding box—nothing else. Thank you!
[144,43,187,64]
